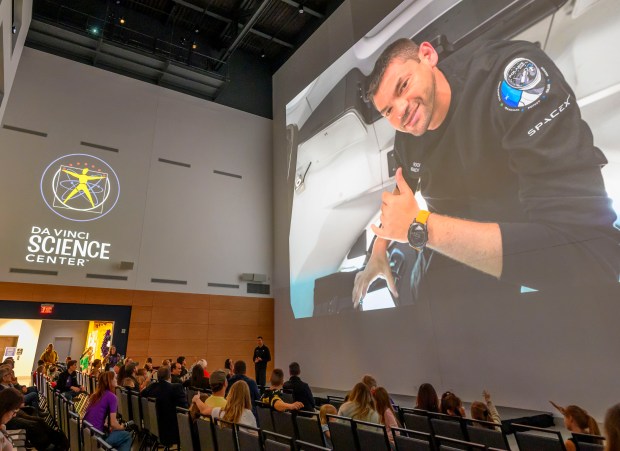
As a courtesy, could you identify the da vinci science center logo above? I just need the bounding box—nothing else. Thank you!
[40,154,120,222]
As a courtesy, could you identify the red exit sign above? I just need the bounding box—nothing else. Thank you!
[40,304,54,314]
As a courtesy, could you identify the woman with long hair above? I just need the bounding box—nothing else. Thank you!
[556,404,602,451]
[90,359,102,378]
[604,403,620,451]
[441,391,465,417]
[183,364,210,390]
[416,383,440,413]
[83,371,132,451]
[0,388,23,451]
[373,387,400,445]
[338,382,379,423]
[192,380,257,428]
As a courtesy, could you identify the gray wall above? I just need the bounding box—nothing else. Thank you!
[272,0,620,420]
[33,320,89,370]
[0,47,272,297]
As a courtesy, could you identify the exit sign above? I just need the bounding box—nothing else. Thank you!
[40,304,54,314]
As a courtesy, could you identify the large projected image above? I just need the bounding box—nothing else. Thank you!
[287,0,620,319]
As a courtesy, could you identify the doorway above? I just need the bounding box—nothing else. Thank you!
[54,337,72,362]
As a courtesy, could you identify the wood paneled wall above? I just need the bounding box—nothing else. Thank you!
[0,282,274,379]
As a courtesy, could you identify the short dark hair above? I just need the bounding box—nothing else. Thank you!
[157,365,171,381]
[270,369,284,386]
[176,356,185,364]
[234,360,247,375]
[257,336,263,340]
[366,38,421,106]
[289,362,300,376]
[37,360,45,366]
[67,360,78,368]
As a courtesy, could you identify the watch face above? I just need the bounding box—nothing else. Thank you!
[408,222,428,249]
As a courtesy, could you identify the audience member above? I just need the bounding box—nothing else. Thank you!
[224,359,233,378]
[40,344,58,367]
[253,336,271,387]
[184,364,210,390]
[56,360,85,400]
[103,345,121,372]
[551,402,602,451]
[193,381,257,429]
[170,362,184,384]
[361,374,378,395]
[83,372,132,451]
[604,403,620,451]
[319,404,337,449]
[35,360,46,375]
[141,366,188,447]
[0,366,39,411]
[195,359,211,379]
[48,365,60,382]
[338,383,379,424]
[470,390,501,429]
[0,387,22,451]
[161,359,171,367]
[191,371,229,420]
[120,363,139,389]
[441,391,465,417]
[176,357,188,378]
[90,359,102,378]
[261,369,304,412]
[373,387,400,445]
[416,383,440,412]
[226,361,260,411]
[283,362,315,411]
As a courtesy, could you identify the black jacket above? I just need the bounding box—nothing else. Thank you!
[141,381,188,446]
[283,376,315,411]
[56,370,80,393]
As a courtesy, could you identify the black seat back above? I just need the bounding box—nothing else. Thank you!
[466,422,510,450]
[391,427,433,451]
[273,410,296,437]
[196,417,217,451]
[236,424,262,451]
[176,407,195,451]
[327,415,358,451]
[353,419,391,451]
[513,424,566,451]
[295,413,325,446]
[213,417,238,451]
[257,402,276,432]
[263,430,295,451]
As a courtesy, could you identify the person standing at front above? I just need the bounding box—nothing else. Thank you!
[252,336,271,387]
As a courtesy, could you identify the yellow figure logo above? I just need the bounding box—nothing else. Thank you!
[61,168,107,208]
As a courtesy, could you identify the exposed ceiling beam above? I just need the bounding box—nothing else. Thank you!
[171,0,293,48]
[278,0,323,19]
[220,0,272,62]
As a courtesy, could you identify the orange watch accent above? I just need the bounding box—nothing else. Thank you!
[416,209,430,225]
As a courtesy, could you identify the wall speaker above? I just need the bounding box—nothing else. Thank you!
[240,273,267,282]
[120,261,135,270]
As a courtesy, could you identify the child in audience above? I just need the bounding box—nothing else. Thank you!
[441,391,465,417]
[338,382,380,424]
[319,404,338,449]
[192,380,257,429]
[416,383,440,413]
[551,402,602,451]
[470,390,501,429]
[374,387,400,445]
[604,403,619,451]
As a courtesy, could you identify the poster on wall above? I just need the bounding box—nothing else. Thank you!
[286,0,620,319]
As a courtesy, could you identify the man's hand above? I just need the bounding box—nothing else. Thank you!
[291,401,304,410]
[371,167,419,243]
[352,250,398,309]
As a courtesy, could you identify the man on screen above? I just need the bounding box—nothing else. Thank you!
[353,38,619,306]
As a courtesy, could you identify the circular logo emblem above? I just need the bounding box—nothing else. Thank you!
[498,57,550,111]
[40,154,120,222]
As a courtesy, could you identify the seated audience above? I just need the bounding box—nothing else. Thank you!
[103,345,121,372]
[0,366,39,411]
[48,365,60,382]
[551,402,602,451]
[361,374,378,395]
[261,369,304,412]
[170,362,184,384]
[35,360,46,375]
[183,364,210,390]
[226,361,260,411]
[135,368,150,391]
[604,403,619,451]
[193,380,257,429]
[195,359,210,379]
[141,366,188,447]
[470,390,501,429]
[161,359,171,367]
[120,363,139,389]
[83,372,132,451]
[283,362,316,411]
[224,359,233,378]
[205,371,228,408]
[0,387,22,451]
[441,391,465,417]
[56,360,85,400]
[373,387,400,445]
[338,383,380,424]
[319,404,338,449]
[416,383,440,413]
[176,356,188,378]
[90,359,102,378]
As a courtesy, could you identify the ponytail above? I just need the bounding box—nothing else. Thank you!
[587,415,601,436]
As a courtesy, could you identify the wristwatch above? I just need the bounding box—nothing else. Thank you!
[407,210,431,251]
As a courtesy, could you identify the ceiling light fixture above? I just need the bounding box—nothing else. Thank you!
[119,17,125,24]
